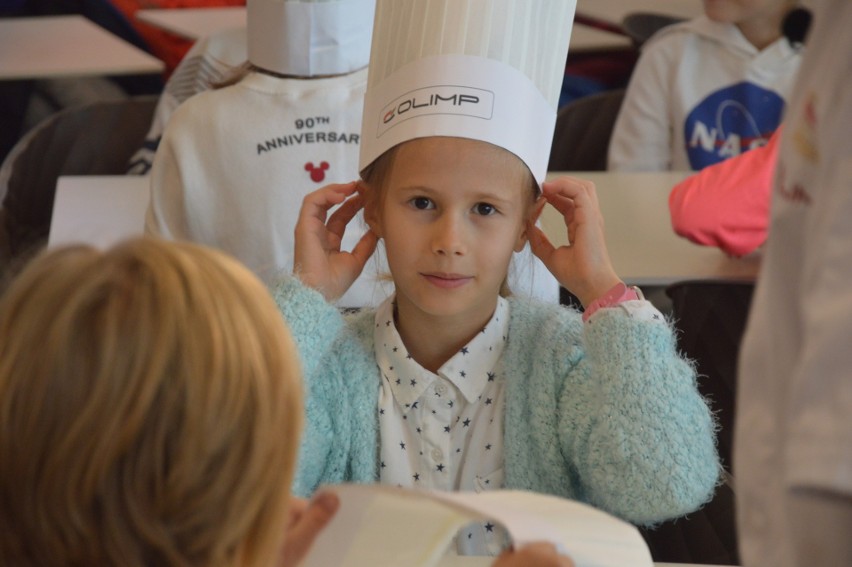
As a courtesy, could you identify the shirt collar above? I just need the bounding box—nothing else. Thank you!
[374,296,510,409]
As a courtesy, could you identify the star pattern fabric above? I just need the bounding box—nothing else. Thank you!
[375,295,509,556]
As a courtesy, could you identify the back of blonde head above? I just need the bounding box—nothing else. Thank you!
[0,238,303,567]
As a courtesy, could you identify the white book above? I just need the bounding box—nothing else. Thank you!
[301,485,654,567]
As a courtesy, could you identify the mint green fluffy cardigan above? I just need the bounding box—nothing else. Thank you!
[272,277,720,526]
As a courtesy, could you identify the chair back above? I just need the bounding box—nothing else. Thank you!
[548,89,625,172]
[639,279,755,566]
[622,12,685,47]
[0,96,157,267]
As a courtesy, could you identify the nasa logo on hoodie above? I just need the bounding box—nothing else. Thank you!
[684,81,784,170]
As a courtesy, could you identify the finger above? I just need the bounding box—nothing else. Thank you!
[491,541,574,567]
[349,229,379,268]
[542,177,595,209]
[541,182,580,219]
[515,542,574,567]
[551,175,600,210]
[298,182,360,226]
[326,193,366,240]
[543,180,597,227]
[527,225,557,267]
[281,491,340,565]
[529,196,547,225]
[285,497,309,529]
[543,192,577,223]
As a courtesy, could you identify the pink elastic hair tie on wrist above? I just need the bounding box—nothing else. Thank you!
[582,282,641,322]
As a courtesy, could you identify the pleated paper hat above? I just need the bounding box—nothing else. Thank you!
[247,0,376,77]
[360,0,576,183]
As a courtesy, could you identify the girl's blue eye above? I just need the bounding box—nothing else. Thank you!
[411,197,434,210]
[474,203,497,216]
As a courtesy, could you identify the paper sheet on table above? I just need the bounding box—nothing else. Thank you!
[48,176,149,249]
[300,485,653,567]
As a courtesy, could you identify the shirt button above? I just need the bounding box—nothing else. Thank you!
[436,385,448,396]
[431,448,443,461]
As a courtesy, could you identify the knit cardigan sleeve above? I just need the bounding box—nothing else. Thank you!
[270,277,380,497]
[562,307,720,525]
[503,300,718,525]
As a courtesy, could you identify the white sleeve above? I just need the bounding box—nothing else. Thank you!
[128,31,246,175]
[786,153,852,498]
[144,125,192,241]
[607,41,675,172]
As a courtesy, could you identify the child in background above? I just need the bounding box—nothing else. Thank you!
[608,0,800,171]
[274,0,719,557]
[0,238,324,567]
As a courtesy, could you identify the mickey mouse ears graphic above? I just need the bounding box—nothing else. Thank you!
[359,0,577,183]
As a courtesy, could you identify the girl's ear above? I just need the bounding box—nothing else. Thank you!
[361,182,383,238]
[515,195,546,252]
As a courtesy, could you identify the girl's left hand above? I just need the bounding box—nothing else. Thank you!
[293,182,378,301]
[528,176,621,307]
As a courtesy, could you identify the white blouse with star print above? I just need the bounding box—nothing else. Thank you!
[375,296,510,556]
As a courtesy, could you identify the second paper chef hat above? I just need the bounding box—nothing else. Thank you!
[360,0,576,183]
[247,0,376,77]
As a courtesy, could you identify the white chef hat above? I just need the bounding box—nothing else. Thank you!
[360,0,576,183]
[247,0,376,77]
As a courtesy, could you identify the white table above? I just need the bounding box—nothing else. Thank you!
[49,172,761,286]
[576,0,701,27]
[541,172,761,286]
[136,6,630,51]
[0,15,164,80]
[570,25,632,52]
[48,175,149,249]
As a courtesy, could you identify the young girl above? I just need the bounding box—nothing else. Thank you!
[0,238,324,567]
[274,137,720,554]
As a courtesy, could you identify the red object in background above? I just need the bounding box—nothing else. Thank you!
[669,128,781,257]
[109,0,246,78]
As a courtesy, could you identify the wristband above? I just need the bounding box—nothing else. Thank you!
[582,282,643,322]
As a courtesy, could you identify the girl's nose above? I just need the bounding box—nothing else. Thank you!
[432,214,467,256]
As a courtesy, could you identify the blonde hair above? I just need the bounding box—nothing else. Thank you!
[0,238,303,567]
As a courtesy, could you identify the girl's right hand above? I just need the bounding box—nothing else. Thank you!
[293,182,378,301]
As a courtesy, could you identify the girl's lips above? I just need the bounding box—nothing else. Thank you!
[422,273,473,289]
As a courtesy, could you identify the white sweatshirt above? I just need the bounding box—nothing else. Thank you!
[608,16,801,172]
[146,69,395,306]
